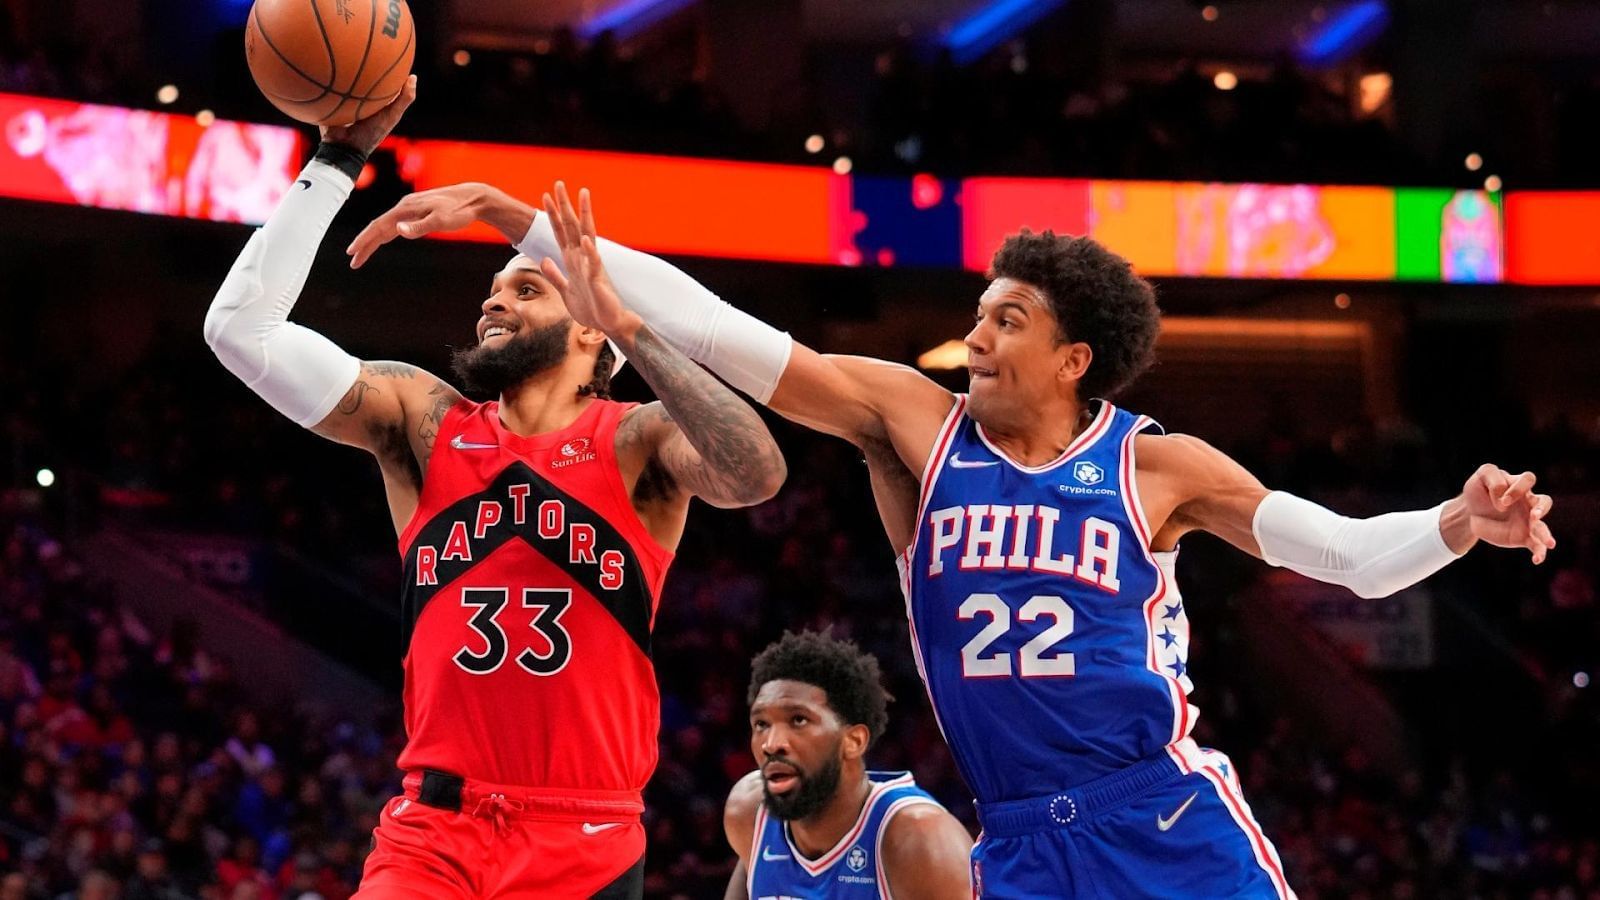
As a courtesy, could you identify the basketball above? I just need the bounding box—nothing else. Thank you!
[244,0,415,126]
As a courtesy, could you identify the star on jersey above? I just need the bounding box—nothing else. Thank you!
[1166,655,1187,679]
[1153,603,1193,694]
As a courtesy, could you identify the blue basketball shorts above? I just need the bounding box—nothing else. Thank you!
[971,739,1294,899]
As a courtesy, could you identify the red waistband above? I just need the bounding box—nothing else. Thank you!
[402,770,645,822]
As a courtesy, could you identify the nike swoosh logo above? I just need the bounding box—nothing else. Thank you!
[949,453,998,469]
[1156,791,1199,832]
[761,846,791,862]
[392,799,410,818]
[581,822,623,835]
[296,179,312,191]
[450,435,498,451]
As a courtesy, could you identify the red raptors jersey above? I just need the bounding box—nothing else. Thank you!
[394,398,673,793]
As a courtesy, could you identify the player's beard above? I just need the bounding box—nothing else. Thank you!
[761,752,843,822]
[451,319,572,397]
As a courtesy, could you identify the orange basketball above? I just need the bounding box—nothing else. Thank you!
[244,0,416,127]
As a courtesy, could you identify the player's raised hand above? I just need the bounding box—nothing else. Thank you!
[321,75,417,158]
[1459,463,1557,563]
[347,183,491,269]
[539,183,642,340]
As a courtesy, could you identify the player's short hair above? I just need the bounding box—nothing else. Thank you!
[988,230,1160,400]
[749,631,891,747]
[577,343,616,400]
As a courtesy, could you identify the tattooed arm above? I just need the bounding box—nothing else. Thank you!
[613,327,786,509]
[312,361,462,481]
[536,188,784,510]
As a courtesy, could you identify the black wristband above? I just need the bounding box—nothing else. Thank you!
[312,142,368,182]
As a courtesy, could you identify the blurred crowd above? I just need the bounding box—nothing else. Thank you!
[4,3,1598,187]
[0,325,1597,897]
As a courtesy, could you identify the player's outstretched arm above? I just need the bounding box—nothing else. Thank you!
[537,193,785,509]
[880,804,975,900]
[349,182,956,472]
[721,772,762,900]
[544,184,956,460]
[204,76,458,465]
[1145,434,1557,598]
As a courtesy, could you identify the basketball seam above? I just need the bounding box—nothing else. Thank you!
[344,0,378,98]
[250,4,336,103]
[309,0,340,104]
[352,14,413,120]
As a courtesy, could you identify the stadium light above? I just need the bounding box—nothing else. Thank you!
[579,0,697,41]
[945,0,1068,66]
[918,340,969,371]
[1299,0,1389,66]
[35,468,55,488]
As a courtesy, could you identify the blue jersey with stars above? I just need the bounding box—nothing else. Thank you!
[746,771,940,900]
[898,397,1199,804]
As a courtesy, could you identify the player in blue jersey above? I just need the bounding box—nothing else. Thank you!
[724,631,973,900]
[351,184,1558,899]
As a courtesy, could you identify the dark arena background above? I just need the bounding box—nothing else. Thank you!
[2,0,1599,897]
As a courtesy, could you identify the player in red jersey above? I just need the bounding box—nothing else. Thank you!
[203,81,787,899]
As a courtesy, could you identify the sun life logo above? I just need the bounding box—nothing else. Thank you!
[552,438,597,469]
[1073,460,1105,486]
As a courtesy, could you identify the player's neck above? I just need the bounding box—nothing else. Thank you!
[789,772,873,859]
[496,371,594,436]
[982,397,1094,467]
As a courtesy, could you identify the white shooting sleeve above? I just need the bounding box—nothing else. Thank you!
[516,215,792,403]
[203,160,362,428]
[1251,491,1463,599]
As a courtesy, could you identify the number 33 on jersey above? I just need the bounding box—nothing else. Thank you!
[393,398,673,793]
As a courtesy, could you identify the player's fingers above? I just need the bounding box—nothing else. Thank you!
[540,257,570,293]
[1477,465,1509,507]
[542,193,570,248]
[396,211,441,239]
[1499,471,1536,509]
[348,211,407,268]
[1530,517,1556,551]
[579,188,598,239]
[385,74,418,117]
[1529,493,1553,519]
[556,182,583,237]
[580,234,605,271]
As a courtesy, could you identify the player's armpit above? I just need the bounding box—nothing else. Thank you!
[312,361,462,473]
[879,804,975,900]
[768,349,956,470]
[1135,433,1271,556]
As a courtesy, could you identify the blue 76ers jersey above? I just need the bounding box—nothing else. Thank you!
[898,398,1199,804]
[747,771,940,899]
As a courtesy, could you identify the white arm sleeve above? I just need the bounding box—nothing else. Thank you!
[516,216,792,403]
[1251,491,1463,599]
[203,159,361,428]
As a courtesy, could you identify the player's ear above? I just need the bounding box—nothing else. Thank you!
[574,325,608,349]
[841,723,870,761]
[1057,341,1092,386]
